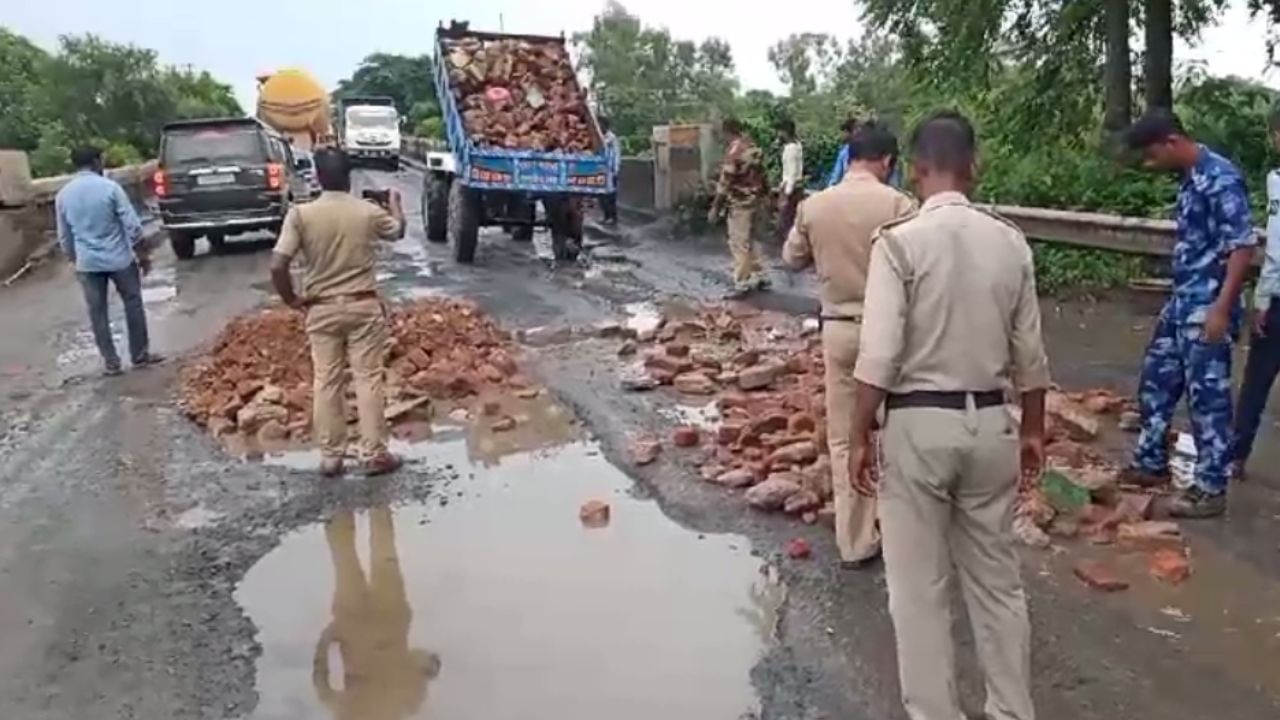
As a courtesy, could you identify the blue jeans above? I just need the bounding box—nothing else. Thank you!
[1131,303,1234,494]
[77,263,149,369]
[1233,302,1280,468]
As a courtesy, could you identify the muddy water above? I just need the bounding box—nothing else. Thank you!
[237,439,782,720]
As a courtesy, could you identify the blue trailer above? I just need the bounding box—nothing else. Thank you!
[421,23,614,264]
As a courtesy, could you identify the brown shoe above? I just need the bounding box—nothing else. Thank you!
[319,457,345,478]
[364,452,403,477]
[1116,467,1170,488]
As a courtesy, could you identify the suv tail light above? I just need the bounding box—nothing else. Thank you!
[267,163,282,190]
[153,169,168,197]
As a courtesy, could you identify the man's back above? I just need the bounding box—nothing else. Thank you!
[858,192,1048,394]
[785,172,915,314]
[275,192,398,301]
[56,172,139,273]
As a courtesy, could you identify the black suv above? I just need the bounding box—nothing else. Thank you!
[156,118,307,259]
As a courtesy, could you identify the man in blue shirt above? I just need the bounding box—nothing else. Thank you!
[827,116,904,189]
[56,146,163,376]
[1121,110,1256,518]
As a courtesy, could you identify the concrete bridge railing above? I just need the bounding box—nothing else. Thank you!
[1,153,157,282]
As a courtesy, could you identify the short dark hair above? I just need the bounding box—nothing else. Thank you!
[722,117,743,136]
[70,146,102,169]
[849,121,899,162]
[313,148,352,191]
[776,118,796,137]
[1124,108,1186,151]
[909,110,977,174]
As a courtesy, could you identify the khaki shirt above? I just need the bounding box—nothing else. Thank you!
[273,191,401,301]
[782,170,917,316]
[854,191,1051,394]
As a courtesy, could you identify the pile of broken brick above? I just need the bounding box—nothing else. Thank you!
[178,299,532,449]
[610,303,1192,583]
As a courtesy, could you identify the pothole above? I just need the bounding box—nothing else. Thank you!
[236,439,782,720]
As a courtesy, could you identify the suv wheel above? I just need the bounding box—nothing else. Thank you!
[207,232,227,254]
[170,231,196,260]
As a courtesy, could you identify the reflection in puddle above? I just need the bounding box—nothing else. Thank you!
[238,441,779,720]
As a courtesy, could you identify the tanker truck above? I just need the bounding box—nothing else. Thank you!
[255,69,334,151]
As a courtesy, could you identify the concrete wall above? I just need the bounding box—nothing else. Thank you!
[0,158,156,281]
[617,157,655,211]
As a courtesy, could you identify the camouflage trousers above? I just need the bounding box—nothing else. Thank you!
[1131,305,1234,493]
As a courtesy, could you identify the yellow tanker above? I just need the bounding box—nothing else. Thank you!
[255,68,334,151]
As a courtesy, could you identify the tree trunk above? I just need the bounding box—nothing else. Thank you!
[1102,0,1132,131]
[1144,0,1174,110]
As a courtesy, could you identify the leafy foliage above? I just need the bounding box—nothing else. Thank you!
[0,28,240,176]
[574,2,737,147]
[334,53,438,120]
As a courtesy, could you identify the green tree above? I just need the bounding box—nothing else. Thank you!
[41,34,176,158]
[334,53,438,119]
[164,66,242,119]
[767,33,840,97]
[0,28,52,151]
[574,2,738,146]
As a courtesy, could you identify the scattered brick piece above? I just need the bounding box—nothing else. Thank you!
[1074,559,1129,592]
[1149,549,1192,585]
[672,426,701,447]
[579,500,611,528]
[785,537,812,559]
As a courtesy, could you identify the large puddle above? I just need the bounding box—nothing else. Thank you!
[236,437,782,720]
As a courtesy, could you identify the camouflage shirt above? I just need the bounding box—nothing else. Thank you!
[716,137,766,207]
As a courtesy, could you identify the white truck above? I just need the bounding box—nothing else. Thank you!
[338,96,401,170]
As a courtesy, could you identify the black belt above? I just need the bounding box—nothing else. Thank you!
[818,314,861,329]
[885,390,1005,411]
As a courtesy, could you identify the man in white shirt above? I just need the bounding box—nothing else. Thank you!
[776,119,804,241]
[1232,112,1280,478]
[600,117,621,225]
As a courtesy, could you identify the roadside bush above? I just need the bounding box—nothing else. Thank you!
[103,141,143,168]
[28,125,71,177]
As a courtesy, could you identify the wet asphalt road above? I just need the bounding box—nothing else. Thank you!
[0,165,1278,719]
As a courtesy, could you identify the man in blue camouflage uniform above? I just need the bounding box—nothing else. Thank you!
[1120,109,1256,518]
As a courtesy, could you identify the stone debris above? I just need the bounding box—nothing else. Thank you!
[179,299,525,445]
[491,416,517,432]
[1074,559,1129,592]
[579,500,611,528]
[785,537,813,559]
[629,437,662,466]
[671,426,700,448]
[1149,548,1192,585]
[745,474,803,511]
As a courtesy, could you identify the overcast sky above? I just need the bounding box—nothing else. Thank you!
[5,0,1275,112]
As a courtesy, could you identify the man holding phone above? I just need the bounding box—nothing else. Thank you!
[270,149,406,477]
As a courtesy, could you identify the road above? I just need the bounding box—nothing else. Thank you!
[0,165,1278,720]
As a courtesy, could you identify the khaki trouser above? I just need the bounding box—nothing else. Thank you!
[822,319,880,562]
[315,508,434,719]
[726,204,762,286]
[879,405,1034,720]
[307,298,390,461]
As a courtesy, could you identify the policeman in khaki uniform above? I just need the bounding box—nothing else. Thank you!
[709,118,770,297]
[849,111,1049,720]
[270,149,406,477]
[782,122,916,566]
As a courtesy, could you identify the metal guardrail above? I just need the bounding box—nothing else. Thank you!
[398,134,1268,260]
